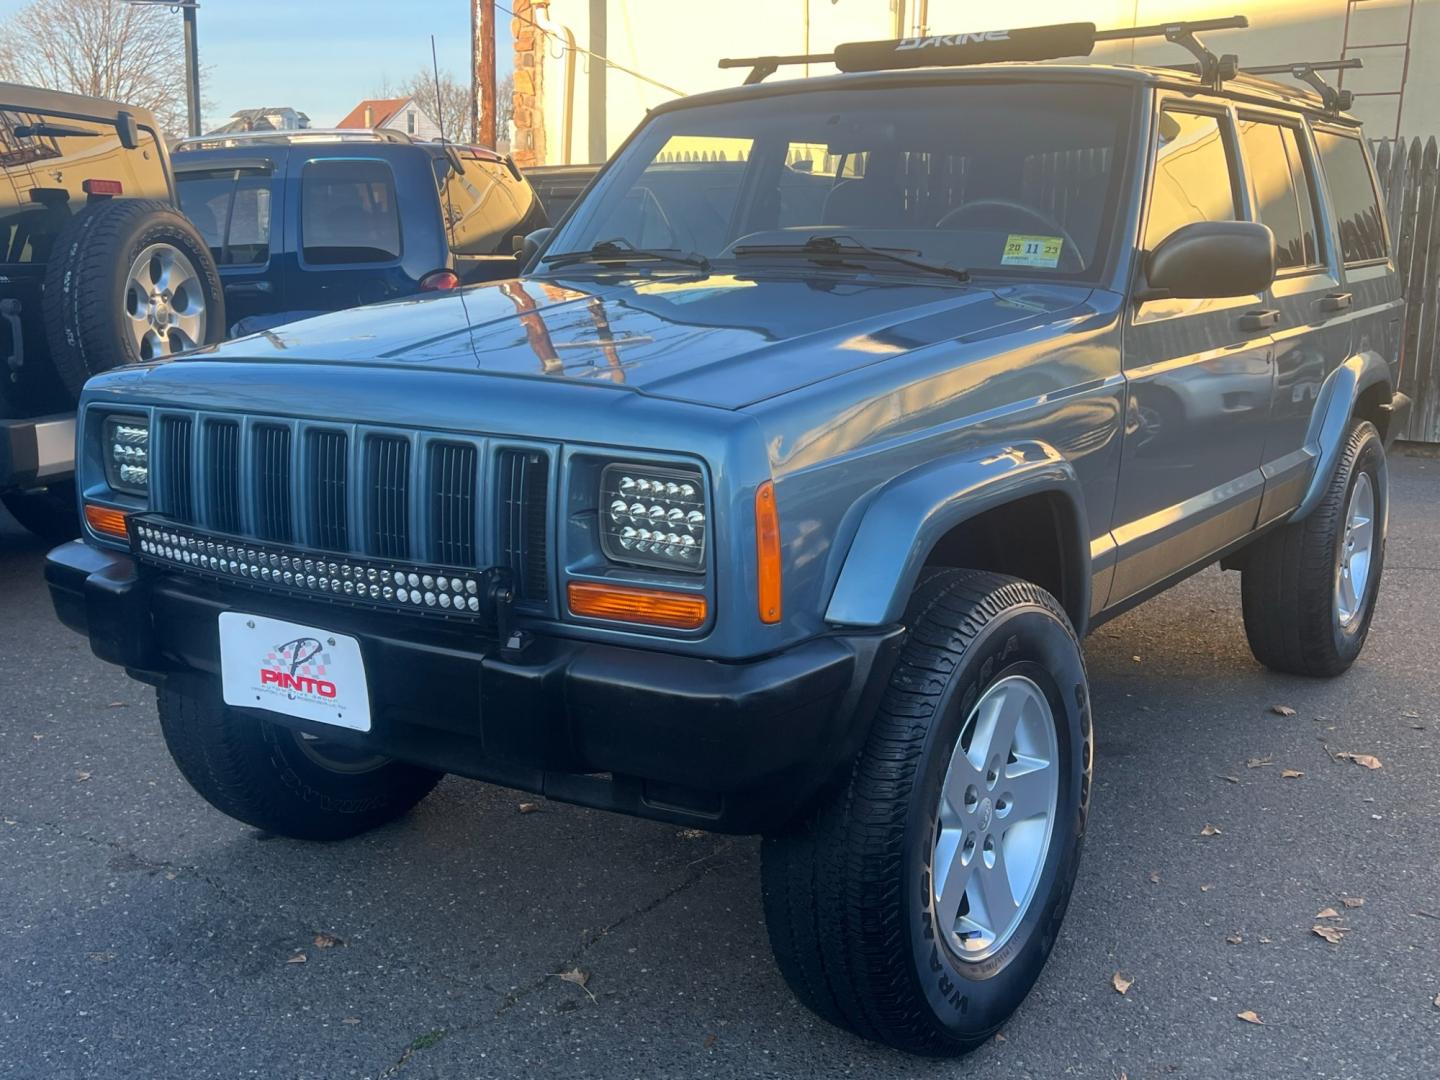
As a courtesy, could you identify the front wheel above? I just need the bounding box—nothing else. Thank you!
[2,480,79,544]
[761,570,1092,1055]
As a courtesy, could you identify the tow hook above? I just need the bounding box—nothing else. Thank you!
[487,568,531,659]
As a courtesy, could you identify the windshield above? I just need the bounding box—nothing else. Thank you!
[548,80,1136,282]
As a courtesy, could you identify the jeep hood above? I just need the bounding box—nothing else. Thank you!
[195,273,1093,410]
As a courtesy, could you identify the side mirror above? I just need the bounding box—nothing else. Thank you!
[1140,221,1275,301]
[521,227,553,270]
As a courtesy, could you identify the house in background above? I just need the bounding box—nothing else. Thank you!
[206,106,311,135]
[336,97,441,140]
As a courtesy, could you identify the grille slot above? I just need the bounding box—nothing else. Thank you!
[159,416,194,522]
[254,425,293,542]
[429,442,477,567]
[205,421,241,533]
[497,449,549,602]
[366,435,410,558]
[309,430,349,552]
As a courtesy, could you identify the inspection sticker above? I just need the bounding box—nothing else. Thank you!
[1001,234,1064,268]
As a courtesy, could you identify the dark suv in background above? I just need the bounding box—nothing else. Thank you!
[2,83,223,541]
[172,131,548,334]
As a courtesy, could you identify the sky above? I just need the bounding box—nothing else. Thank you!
[0,0,515,130]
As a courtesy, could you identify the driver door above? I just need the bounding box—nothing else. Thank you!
[1109,101,1276,604]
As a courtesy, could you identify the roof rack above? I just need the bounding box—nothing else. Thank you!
[1241,58,1362,113]
[719,15,1248,87]
[174,128,416,152]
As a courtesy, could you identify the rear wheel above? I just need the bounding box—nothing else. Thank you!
[157,678,442,841]
[761,570,1091,1055]
[1241,418,1387,676]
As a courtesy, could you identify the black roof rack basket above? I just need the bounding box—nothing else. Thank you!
[720,15,1248,86]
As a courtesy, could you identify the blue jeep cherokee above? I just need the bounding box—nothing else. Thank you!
[171,130,547,334]
[46,18,1411,1055]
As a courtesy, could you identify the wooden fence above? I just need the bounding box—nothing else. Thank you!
[1372,135,1440,443]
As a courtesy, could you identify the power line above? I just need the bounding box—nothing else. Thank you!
[495,1,687,98]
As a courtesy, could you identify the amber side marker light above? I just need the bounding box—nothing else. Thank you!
[84,503,129,539]
[567,580,707,630]
[755,480,782,624]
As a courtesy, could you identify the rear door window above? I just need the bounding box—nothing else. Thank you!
[1314,131,1387,264]
[300,159,401,265]
[177,167,274,265]
[1143,110,1239,250]
[1238,119,1321,270]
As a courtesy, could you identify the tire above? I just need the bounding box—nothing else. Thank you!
[1,480,79,544]
[157,678,442,841]
[1241,418,1387,677]
[761,569,1092,1055]
[43,199,225,401]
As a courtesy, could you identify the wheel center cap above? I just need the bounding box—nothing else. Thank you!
[977,796,994,831]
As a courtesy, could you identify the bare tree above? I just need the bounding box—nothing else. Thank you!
[400,68,472,144]
[496,72,514,146]
[0,0,188,134]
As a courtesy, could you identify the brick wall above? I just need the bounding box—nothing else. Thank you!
[510,0,546,168]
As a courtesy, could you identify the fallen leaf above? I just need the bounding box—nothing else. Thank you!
[1131,655,1142,663]
[1237,1010,1264,1025]
[1148,870,1161,885]
[552,967,596,1003]
[75,772,91,782]
[286,953,307,964]
[342,1017,361,1025]
[994,1032,1006,1043]
[1334,751,1382,770]
[1217,774,1241,784]
[313,932,343,949]
[1201,883,1214,892]
[1433,994,1440,1010]
[1341,897,1364,909]
[1259,936,1272,944]
[106,702,127,709]
[703,1033,717,1048]
[1200,824,1222,837]
[1112,971,1134,995]
[1226,933,1243,945]
[1281,769,1304,779]
[164,871,176,881]
[517,802,541,814]
[1270,705,1297,717]
[1315,907,1341,919]
[1246,757,1274,769]
[677,828,706,840]
[1401,710,1420,719]
[1312,924,1346,944]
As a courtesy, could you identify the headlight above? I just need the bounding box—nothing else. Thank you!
[599,463,706,572]
[103,415,149,496]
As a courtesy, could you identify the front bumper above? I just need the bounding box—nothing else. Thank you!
[47,541,900,833]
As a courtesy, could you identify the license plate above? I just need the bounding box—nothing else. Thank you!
[219,613,372,732]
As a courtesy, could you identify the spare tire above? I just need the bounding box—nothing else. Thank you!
[43,198,224,400]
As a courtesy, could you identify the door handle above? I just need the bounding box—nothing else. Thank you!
[1238,308,1280,332]
[1320,291,1353,312]
[224,281,273,294]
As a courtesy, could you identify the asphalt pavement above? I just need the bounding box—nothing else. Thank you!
[2,454,1438,1080]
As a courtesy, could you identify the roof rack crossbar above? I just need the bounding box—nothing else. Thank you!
[718,15,1248,85]
[1240,58,1361,112]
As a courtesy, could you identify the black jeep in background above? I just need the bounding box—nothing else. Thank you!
[1,83,224,541]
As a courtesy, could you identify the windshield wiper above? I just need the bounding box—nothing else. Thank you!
[732,234,969,283]
[542,238,710,272]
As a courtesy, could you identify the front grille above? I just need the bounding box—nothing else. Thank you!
[143,414,554,613]
[497,449,549,602]
[309,430,349,552]
[366,435,410,559]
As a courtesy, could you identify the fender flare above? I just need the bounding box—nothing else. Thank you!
[824,440,1090,630]
[1292,352,1392,522]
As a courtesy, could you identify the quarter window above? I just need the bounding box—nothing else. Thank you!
[1238,120,1320,270]
[177,168,273,266]
[300,159,401,265]
[1314,131,1387,264]
[1144,110,1239,251]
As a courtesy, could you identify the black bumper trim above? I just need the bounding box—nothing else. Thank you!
[46,543,901,833]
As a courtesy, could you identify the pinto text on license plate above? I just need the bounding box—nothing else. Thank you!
[219,613,372,732]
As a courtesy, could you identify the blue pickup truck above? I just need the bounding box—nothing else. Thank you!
[46,18,1409,1056]
[172,130,548,334]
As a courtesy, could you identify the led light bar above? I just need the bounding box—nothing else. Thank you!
[600,463,707,573]
[128,516,499,623]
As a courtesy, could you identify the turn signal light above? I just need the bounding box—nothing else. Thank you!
[755,480,782,623]
[84,503,129,539]
[567,580,707,630]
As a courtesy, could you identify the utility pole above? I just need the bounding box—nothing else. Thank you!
[125,0,201,137]
[472,0,496,148]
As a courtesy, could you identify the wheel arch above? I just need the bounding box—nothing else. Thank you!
[824,441,1091,634]
[1293,351,1392,523]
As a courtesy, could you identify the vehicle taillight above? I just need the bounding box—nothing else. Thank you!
[82,178,124,196]
[420,270,460,291]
